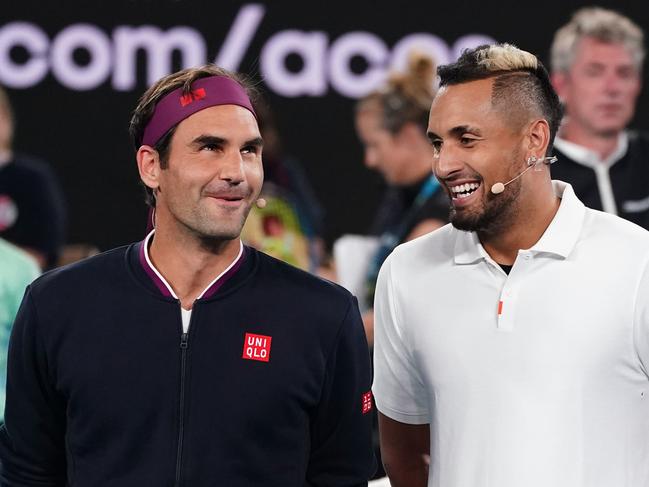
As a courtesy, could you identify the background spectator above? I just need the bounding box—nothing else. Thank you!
[241,100,326,273]
[352,52,448,344]
[550,7,649,229]
[0,86,67,269]
[0,237,39,420]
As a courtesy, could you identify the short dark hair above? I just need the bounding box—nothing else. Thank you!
[438,44,563,154]
[128,64,259,207]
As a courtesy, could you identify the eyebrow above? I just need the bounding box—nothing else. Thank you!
[243,137,264,148]
[427,125,483,142]
[191,135,226,147]
[190,135,264,148]
[450,125,483,137]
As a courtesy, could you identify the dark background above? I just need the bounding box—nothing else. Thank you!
[3,0,648,251]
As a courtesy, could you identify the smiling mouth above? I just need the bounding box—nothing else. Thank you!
[206,195,246,207]
[449,182,481,200]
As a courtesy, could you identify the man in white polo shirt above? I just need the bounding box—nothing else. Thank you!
[372,43,649,487]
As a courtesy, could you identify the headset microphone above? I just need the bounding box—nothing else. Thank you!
[490,155,557,195]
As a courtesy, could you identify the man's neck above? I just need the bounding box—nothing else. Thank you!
[0,149,13,166]
[559,121,621,161]
[149,224,241,310]
[479,181,560,266]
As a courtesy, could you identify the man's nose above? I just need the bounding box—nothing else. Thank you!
[220,151,245,183]
[433,146,462,179]
[603,72,625,96]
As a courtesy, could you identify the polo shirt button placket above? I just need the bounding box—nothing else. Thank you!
[497,287,515,331]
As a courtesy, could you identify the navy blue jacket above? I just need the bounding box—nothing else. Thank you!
[0,243,375,486]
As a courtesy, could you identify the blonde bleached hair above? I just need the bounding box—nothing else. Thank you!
[477,43,538,72]
[551,7,645,72]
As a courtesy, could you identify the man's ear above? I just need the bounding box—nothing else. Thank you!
[136,145,161,191]
[526,118,551,158]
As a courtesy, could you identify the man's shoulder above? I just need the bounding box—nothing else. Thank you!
[582,206,649,251]
[390,223,456,266]
[3,153,55,178]
[627,130,649,152]
[254,249,354,304]
[30,245,131,296]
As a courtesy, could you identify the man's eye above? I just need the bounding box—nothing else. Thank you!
[201,144,219,151]
[460,136,475,145]
[618,67,637,79]
[241,146,259,155]
[584,65,604,77]
[431,141,442,154]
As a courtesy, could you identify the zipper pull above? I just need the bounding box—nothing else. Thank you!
[180,333,188,349]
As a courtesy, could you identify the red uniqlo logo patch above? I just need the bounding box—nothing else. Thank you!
[179,88,206,107]
[242,333,272,362]
[362,391,373,414]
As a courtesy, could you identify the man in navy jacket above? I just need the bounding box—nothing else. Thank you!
[0,65,375,486]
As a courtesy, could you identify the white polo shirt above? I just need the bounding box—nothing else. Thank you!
[373,181,649,487]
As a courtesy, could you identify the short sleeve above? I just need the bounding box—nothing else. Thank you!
[372,253,429,424]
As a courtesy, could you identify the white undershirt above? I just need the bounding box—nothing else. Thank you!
[142,230,244,333]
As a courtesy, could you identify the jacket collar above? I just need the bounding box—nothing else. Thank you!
[129,230,253,301]
[554,132,628,169]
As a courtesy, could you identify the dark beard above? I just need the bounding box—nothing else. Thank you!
[450,177,522,234]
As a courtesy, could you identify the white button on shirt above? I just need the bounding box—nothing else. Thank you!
[373,181,649,487]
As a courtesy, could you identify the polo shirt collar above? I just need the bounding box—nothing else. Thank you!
[138,229,246,300]
[453,229,487,265]
[528,181,585,258]
[554,131,628,169]
[453,180,585,264]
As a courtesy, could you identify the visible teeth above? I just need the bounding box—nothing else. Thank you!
[450,182,479,194]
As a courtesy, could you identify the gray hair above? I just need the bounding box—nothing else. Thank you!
[551,7,645,72]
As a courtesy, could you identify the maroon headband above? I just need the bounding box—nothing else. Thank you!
[141,75,257,147]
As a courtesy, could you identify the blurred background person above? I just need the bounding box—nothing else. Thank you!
[550,7,648,230]
[0,237,39,421]
[339,52,449,481]
[241,100,326,273]
[352,52,448,345]
[0,86,67,269]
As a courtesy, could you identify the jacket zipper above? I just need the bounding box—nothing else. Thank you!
[174,331,189,486]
